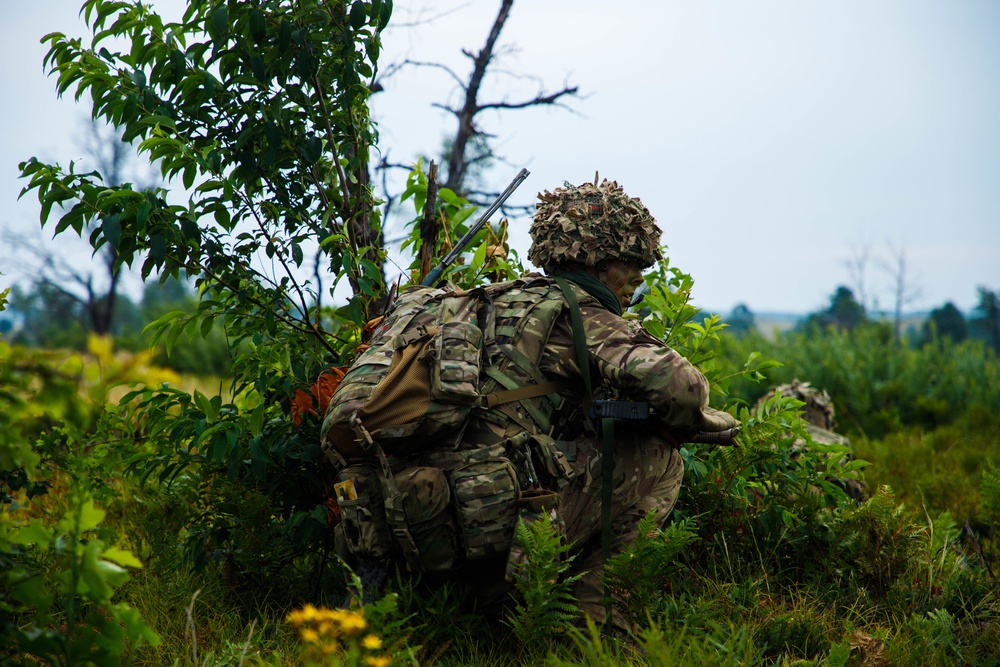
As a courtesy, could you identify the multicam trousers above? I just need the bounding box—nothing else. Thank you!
[557,429,684,628]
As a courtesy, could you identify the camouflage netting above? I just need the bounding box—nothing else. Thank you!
[528,178,662,271]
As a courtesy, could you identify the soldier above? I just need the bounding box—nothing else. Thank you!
[459,177,737,626]
[754,379,867,502]
[324,177,737,629]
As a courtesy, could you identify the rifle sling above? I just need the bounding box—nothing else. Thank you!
[554,278,617,629]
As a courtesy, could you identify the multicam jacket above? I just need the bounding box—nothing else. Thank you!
[473,273,735,448]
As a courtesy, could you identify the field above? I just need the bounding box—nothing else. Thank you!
[3,291,1000,666]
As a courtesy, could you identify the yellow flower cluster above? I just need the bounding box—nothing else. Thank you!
[286,604,392,667]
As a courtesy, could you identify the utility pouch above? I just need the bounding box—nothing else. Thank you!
[527,433,577,483]
[450,458,520,559]
[390,467,461,572]
[430,318,484,405]
[334,465,394,559]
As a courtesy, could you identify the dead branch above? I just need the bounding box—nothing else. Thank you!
[443,0,514,194]
[478,86,580,112]
[419,161,440,281]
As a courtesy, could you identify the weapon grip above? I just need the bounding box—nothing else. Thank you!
[689,427,741,446]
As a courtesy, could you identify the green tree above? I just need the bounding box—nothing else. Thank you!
[801,286,868,333]
[19,0,393,594]
[8,280,89,349]
[921,301,967,346]
[726,303,756,338]
[970,287,1000,352]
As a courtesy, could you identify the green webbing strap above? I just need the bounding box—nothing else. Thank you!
[483,367,556,433]
[555,277,616,628]
[553,278,593,399]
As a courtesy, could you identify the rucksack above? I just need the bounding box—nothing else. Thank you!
[320,277,577,573]
[320,279,568,466]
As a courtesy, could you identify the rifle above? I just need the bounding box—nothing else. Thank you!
[421,168,530,287]
[689,427,741,446]
[590,400,741,446]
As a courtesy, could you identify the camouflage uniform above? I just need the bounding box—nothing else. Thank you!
[464,178,736,625]
[323,178,736,626]
[754,379,867,502]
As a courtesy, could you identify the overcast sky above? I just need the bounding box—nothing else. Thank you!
[3,1,998,314]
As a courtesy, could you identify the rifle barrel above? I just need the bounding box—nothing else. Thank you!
[422,168,530,286]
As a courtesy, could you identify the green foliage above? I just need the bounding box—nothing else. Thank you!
[398,159,524,288]
[9,274,233,375]
[637,257,782,401]
[831,486,924,595]
[505,512,581,659]
[970,286,1000,352]
[17,0,406,605]
[800,285,868,333]
[886,608,965,666]
[981,464,1000,522]
[921,300,969,346]
[549,616,760,667]
[603,514,698,628]
[2,492,160,665]
[720,324,1000,439]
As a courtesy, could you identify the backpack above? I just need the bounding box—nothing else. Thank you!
[320,280,568,466]
[321,277,576,573]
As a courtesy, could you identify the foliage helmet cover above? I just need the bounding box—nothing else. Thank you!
[528,177,663,272]
[758,379,838,431]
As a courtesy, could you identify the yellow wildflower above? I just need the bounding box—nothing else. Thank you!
[287,603,319,625]
[362,634,383,650]
[366,656,392,667]
[300,628,320,644]
[338,611,368,635]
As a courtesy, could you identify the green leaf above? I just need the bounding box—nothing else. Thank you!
[78,499,107,533]
[9,520,54,549]
[102,213,121,249]
[350,2,368,30]
[300,136,322,165]
[102,546,143,569]
[11,573,49,607]
[209,5,229,39]
[249,9,266,43]
[471,240,489,269]
[348,296,364,325]
[183,162,197,189]
[136,201,151,228]
[149,233,166,267]
[250,402,265,437]
[199,314,216,338]
[379,0,393,29]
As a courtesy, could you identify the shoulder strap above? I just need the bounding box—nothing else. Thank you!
[554,276,616,629]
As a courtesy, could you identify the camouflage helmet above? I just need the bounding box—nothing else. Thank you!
[528,177,662,271]
[756,379,837,431]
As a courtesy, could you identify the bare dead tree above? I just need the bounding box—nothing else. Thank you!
[437,0,578,196]
[376,0,579,203]
[879,241,922,346]
[844,243,876,316]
